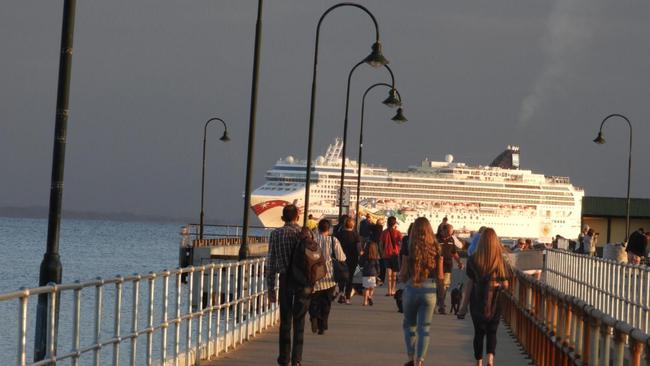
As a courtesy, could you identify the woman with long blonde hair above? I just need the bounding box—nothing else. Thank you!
[398,217,444,366]
[458,228,510,366]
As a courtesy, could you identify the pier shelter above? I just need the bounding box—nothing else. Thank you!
[582,196,650,246]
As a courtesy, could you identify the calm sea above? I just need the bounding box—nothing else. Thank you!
[0,217,183,293]
[0,217,195,364]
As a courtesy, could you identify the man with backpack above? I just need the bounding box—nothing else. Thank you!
[265,205,311,366]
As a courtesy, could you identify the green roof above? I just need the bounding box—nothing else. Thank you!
[583,196,650,218]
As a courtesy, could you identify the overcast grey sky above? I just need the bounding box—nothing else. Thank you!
[1,1,649,224]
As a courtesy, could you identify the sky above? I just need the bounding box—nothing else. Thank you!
[1,1,649,224]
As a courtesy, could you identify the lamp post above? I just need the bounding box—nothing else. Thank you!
[338,64,398,219]
[593,113,633,243]
[199,117,230,240]
[240,0,264,260]
[303,2,388,227]
[355,83,406,227]
[34,0,77,361]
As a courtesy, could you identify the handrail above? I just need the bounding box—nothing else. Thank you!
[544,248,650,334]
[502,266,650,365]
[1,258,279,366]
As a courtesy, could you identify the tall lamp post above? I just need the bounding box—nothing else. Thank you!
[240,0,264,260]
[34,0,77,361]
[355,83,406,226]
[338,64,398,218]
[593,113,633,243]
[303,2,389,227]
[199,117,230,240]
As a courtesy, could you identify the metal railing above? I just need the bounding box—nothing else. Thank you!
[1,258,278,366]
[544,249,650,334]
[502,268,650,366]
[183,224,275,240]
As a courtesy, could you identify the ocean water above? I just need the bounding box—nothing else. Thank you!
[0,217,182,293]
[0,217,195,364]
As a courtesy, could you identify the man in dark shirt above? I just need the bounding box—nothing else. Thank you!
[437,223,463,314]
[265,205,309,366]
[359,213,372,240]
[627,228,647,264]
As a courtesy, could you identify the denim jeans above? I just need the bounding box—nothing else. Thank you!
[402,281,437,362]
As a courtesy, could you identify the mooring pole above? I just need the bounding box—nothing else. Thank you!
[33,0,77,361]
[240,0,264,260]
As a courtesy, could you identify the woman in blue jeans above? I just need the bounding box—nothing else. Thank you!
[398,217,444,366]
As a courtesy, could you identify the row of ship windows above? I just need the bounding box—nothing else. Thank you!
[316,178,573,197]
[352,188,575,203]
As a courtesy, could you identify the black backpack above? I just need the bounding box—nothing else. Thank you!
[288,227,327,291]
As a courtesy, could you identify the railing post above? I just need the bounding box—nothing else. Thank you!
[72,281,82,366]
[186,268,194,366]
[174,269,182,366]
[613,325,627,366]
[589,312,601,366]
[17,289,29,366]
[146,273,156,366]
[216,263,224,357]
[575,303,584,360]
[197,266,205,362]
[93,278,103,366]
[160,270,170,365]
[130,274,141,366]
[207,264,215,359]
[600,320,613,366]
[629,336,644,366]
[113,276,123,366]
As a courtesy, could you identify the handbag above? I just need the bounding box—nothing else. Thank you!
[331,236,349,284]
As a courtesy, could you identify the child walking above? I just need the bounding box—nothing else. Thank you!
[359,241,381,306]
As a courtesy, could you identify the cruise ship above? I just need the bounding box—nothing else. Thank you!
[251,138,584,241]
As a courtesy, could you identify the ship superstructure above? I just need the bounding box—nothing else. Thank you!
[251,138,584,241]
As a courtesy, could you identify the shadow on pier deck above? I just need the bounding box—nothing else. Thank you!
[207,272,529,366]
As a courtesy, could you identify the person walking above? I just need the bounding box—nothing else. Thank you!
[467,226,487,256]
[627,228,646,264]
[335,216,362,304]
[370,217,385,284]
[437,223,463,314]
[309,219,346,334]
[398,217,444,366]
[306,214,318,231]
[359,212,373,242]
[359,241,381,306]
[381,216,402,296]
[265,205,309,366]
[458,228,510,366]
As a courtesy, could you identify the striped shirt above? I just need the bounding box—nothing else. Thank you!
[265,222,301,290]
[313,232,347,292]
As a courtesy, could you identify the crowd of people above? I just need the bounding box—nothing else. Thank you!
[265,206,512,366]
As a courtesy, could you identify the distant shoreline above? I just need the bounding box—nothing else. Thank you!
[0,206,189,224]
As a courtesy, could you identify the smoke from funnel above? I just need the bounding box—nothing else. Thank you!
[518,0,596,128]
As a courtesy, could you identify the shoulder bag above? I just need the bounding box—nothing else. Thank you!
[331,236,349,285]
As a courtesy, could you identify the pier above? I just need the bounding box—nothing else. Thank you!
[5,243,650,365]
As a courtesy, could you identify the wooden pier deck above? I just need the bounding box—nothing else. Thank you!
[206,270,531,366]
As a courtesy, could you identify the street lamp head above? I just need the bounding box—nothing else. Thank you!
[364,42,389,68]
[593,131,605,145]
[220,131,231,142]
[391,108,408,123]
[382,88,401,108]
